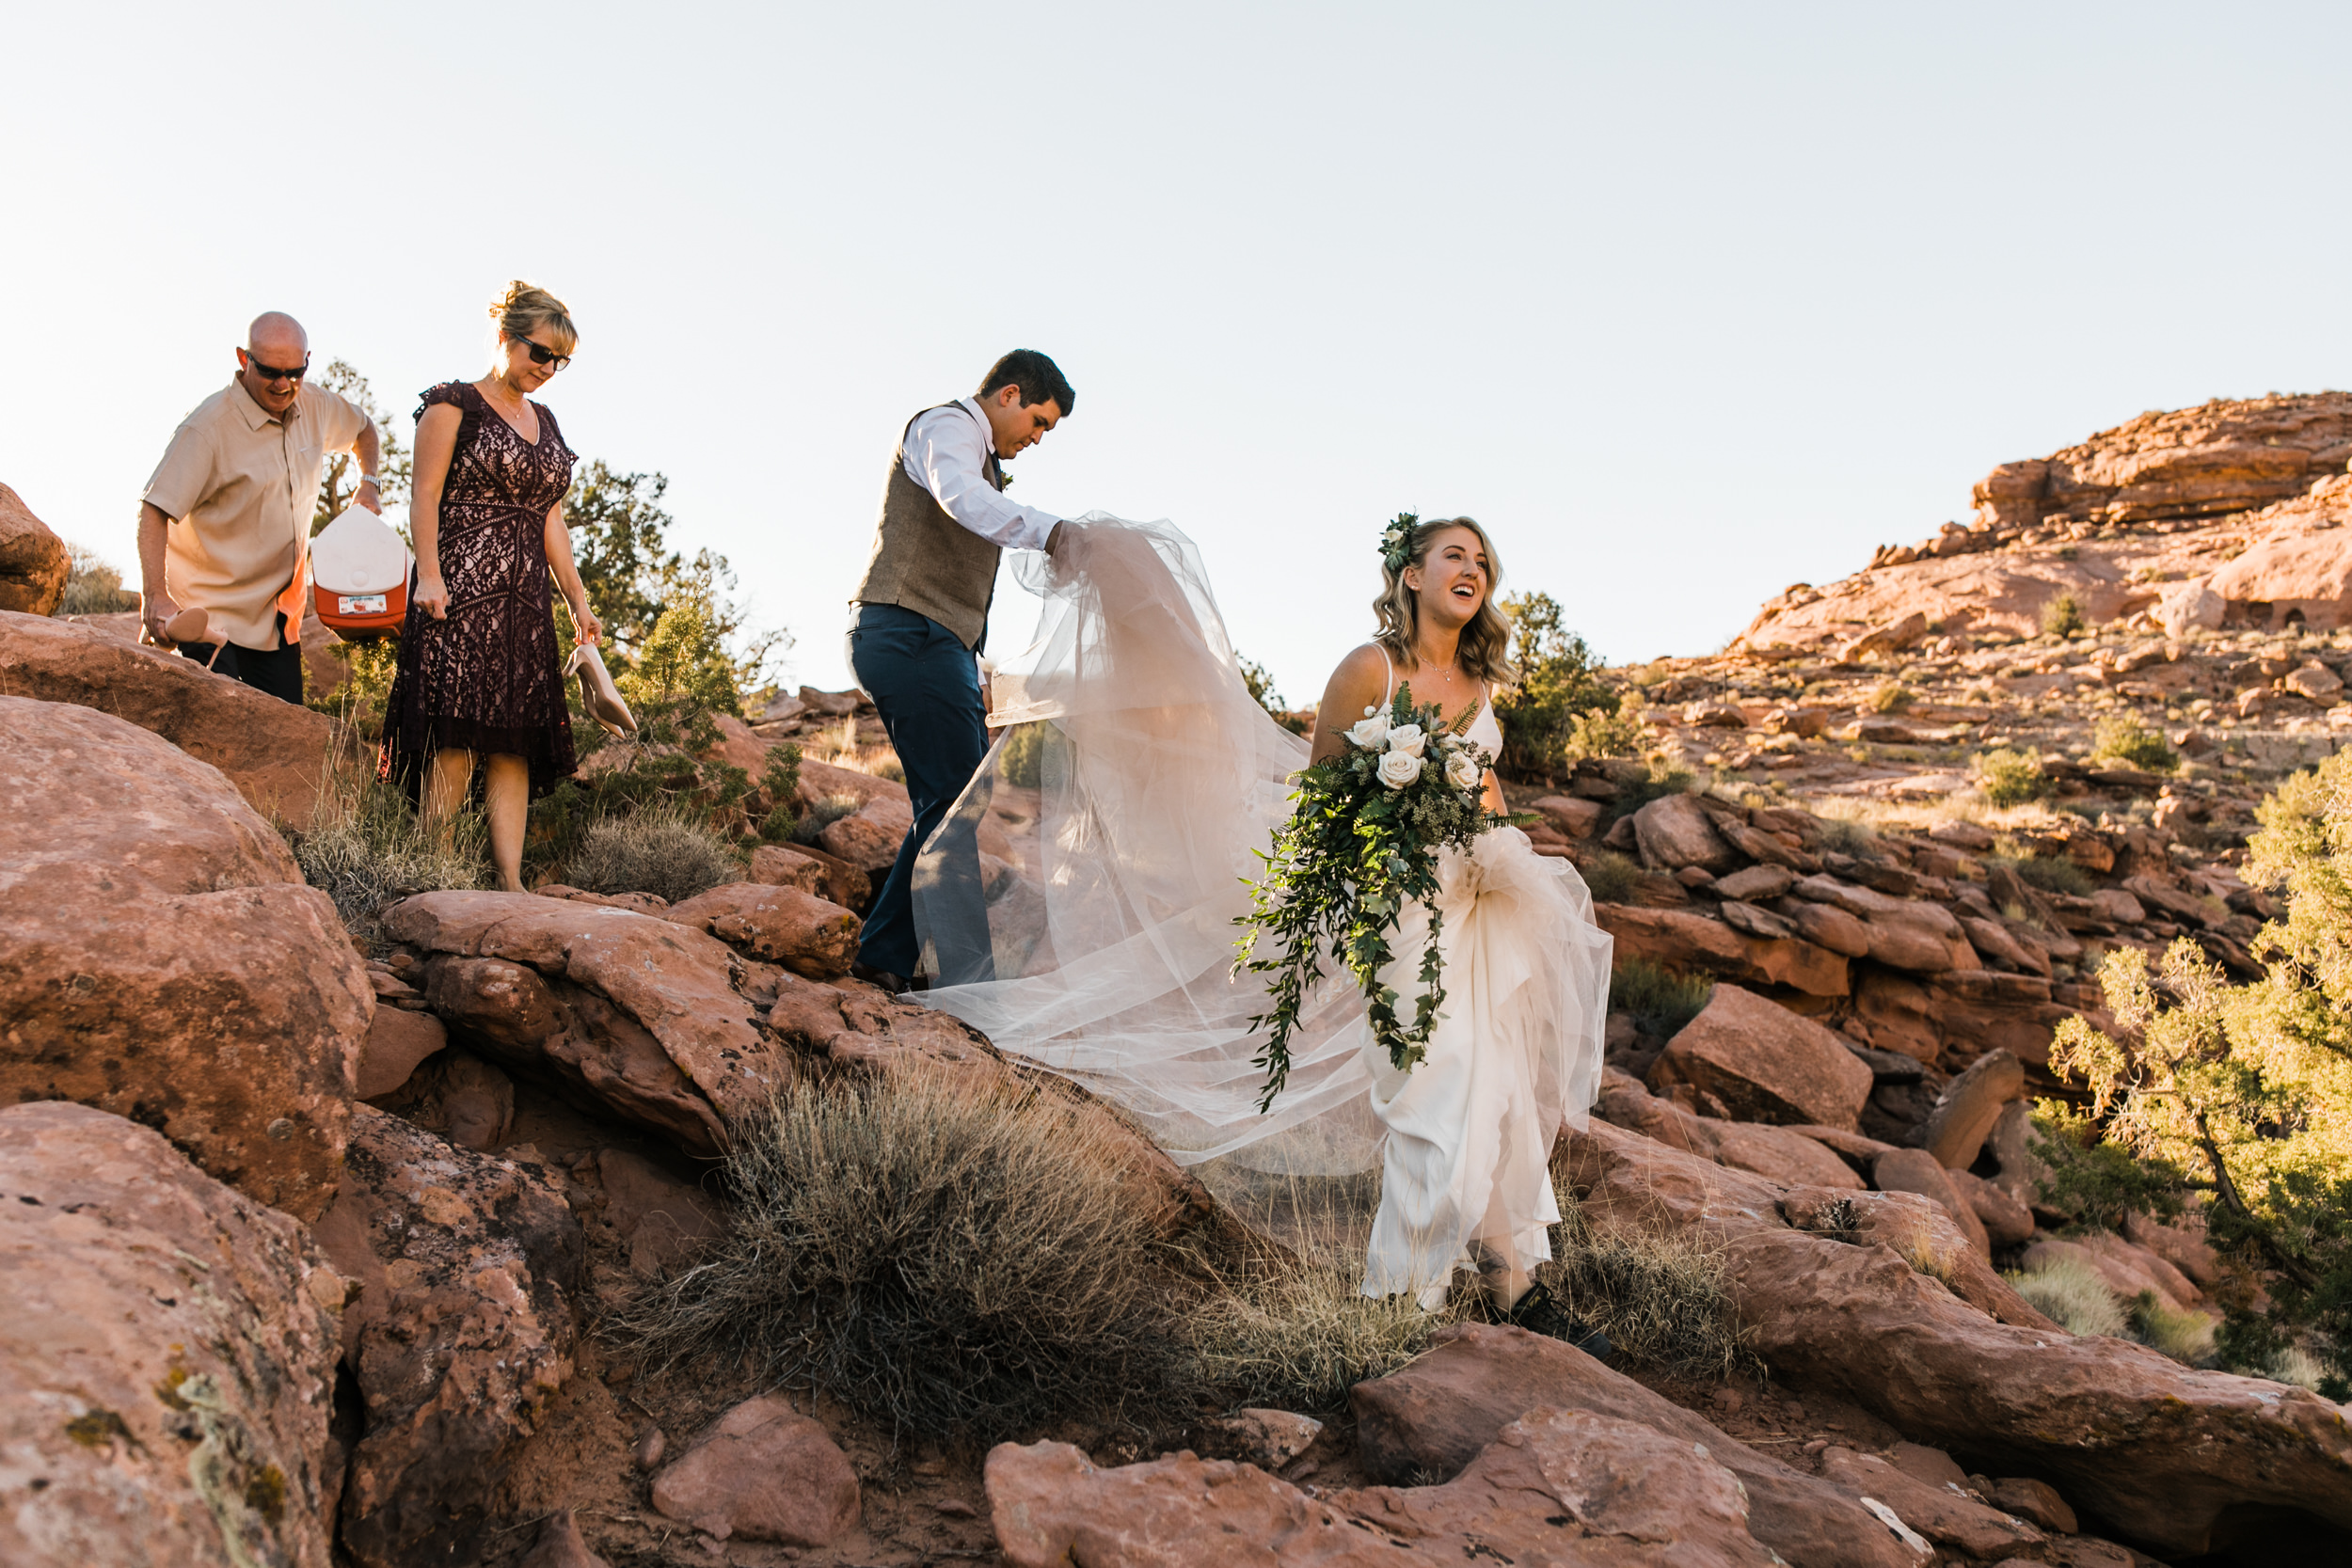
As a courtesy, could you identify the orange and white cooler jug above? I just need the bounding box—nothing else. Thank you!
[310,504,414,638]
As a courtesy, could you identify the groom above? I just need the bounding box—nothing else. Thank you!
[847,349,1076,994]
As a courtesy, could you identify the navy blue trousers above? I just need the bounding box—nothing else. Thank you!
[847,603,993,979]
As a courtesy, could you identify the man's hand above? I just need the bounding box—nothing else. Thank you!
[415,571,450,620]
[140,589,181,646]
[356,476,384,515]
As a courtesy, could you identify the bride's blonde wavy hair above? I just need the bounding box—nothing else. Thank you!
[1373,515,1518,688]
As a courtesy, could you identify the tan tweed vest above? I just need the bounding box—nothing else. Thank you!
[850,404,1005,650]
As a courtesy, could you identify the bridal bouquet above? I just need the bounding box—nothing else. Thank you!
[1236,683,1501,1110]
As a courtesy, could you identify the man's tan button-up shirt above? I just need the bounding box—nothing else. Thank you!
[143,379,368,649]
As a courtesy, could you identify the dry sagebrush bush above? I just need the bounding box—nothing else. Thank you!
[1539,1196,1759,1381]
[565,808,741,903]
[288,750,485,953]
[613,1065,1188,1441]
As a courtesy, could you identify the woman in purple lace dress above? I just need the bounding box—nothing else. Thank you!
[380,281,601,890]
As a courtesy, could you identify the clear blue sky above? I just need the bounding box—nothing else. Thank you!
[7,4,2348,699]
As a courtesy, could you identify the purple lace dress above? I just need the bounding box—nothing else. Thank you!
[379,382,579,799]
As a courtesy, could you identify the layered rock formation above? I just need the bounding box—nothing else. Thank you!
[0,483,69,614]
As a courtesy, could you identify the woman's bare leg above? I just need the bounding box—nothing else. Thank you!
[484,753,530,892]
[424,748,475,844]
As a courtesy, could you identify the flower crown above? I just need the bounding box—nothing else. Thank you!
[1377,513,1420,576]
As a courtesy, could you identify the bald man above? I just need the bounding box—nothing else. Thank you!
[136,312,383,702]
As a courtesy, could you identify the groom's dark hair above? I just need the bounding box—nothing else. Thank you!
[977,349,1075,415]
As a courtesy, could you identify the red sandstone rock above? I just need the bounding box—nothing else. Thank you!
[1564,1120,2352,1558]
[0,1101,345,1568]
[1596,903,1849,996]
[312,1105,583,1568]
[1918,1049,2026,1169]
[818,792,916,875]
[1950,1167,2035,1248]
[664,879,862,978]
[651,1395,860,1546]
[518,1510,611,1568]
[1631,791,1738,873]
[748,841,831,894]
[595,1148,724,1278]
[1819,1446,2043,1557]
[0,698,368,1221]
[0,483,68,614]
[1528,794,1604,839]
[357,1006,447,1099]
[0,610,338,828]
[1873,1148,1994,1258]
[989,1404,1788,1567]
[389,891,779,1159]
[1647,983,1874,1129]
[1348,1323,1920,1568]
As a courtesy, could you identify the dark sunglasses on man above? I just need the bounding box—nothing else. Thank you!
[240,350,310,385]
[515,336,572,372]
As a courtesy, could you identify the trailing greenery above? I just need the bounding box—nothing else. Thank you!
[2046,746,2352,1396]
[1974,747,2051,808]
[2091,711,2178,773]
[1612,958,1714,1037]
[1237,686,1502,1107]
[1494,592,1621,779]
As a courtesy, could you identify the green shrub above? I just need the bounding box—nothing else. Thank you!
[1819,815,1881,855]
[1236,654,1311,735]
[1563,693,1645,761]
[2026,1102,2187,1229]
[56,542,139,615]
[565,808,742,903]
[614,1067,1186,1441]
[1579,848,1641,905]
[999,721,1050,790]
[2006,1256,2126,1338]
[1494,592,1620,780]
[1866,682,1913,715]
[1974,748,2050,808]
[1613,958,1714,1037]
[1601,762,1697,829]
[2091,712,2178,773]
[286,753,486,954]
[2042,593,2087,639]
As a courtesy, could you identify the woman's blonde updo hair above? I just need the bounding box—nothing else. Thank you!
[1372,515,1519,688]
[490,279,577,356]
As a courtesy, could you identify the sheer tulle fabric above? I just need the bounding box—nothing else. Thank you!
[913,516,1611,1300]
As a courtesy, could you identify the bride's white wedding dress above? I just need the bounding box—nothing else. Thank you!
[910,516,1611,1307]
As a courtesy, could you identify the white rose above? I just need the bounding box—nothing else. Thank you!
[1344,712,1391,750]
[1445,751,1483,793]
[1376,750,1423,789]
[1386,722,1426,758]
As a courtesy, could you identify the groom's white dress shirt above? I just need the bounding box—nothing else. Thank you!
[903,398,1065,553]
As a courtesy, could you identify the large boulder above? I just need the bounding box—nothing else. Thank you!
[1565,1118,2352,1559]
[663,879,862,978]
[1595,1069,1864,1190]
[0,1101,345,1567]
[818,793,915,877]
[0,483,69,614]
[1350,1323,1921,1568]
[1917,1048,2026,1169]
[2206,487,2352,630]
[0,698,369,1220]
[1630,792,1738,874]
[389,890,782,1158]
[311,1105,584,1568]
[988,1405,1785,1566]
[1646,982,1874,1129]
[1596,903,1850,997]
[0,610,338,828]
[1871,1148,1993,1258]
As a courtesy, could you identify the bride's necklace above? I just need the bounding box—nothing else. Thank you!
[1400,652,1481,733]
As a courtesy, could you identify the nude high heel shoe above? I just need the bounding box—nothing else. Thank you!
[566,643,638,737]
[163,607,228,669]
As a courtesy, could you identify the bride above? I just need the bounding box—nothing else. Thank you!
[908,512,1612,1311]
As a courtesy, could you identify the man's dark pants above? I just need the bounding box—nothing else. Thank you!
[177,611,304,704]
[847,603,994,981]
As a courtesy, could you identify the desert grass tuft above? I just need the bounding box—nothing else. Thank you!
[1538,1192,1758,1381]
[790,791,864,847]
[566,807,741,902]
[286,750,486,953]
[2129,1291,2217,1364]
[1612,958,1713,1037]
[612,1065,1189,1443]
[2005,1255,2127,1338]
[1578,848,1641,905]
